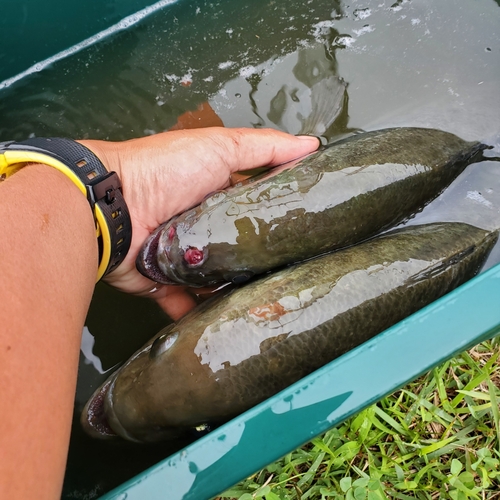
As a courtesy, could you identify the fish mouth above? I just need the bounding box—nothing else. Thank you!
[80,379,118,439]
[136,225,179,285]
[102,376,144,442]
[81,375,142,442]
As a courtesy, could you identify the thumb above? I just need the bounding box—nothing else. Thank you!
[202,127,320,172]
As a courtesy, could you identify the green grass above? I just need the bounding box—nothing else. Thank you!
[215,338,500,500]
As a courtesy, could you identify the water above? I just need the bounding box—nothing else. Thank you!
[1,0,499,497]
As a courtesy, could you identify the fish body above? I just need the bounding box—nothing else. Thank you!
[84,222,498,442]
[137,127,487,287]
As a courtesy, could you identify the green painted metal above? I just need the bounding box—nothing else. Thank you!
[99,262,500,500]
[0,0,178,83]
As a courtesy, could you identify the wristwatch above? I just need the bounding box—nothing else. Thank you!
[0,137,132,281]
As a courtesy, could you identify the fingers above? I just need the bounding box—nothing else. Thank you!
[80,127,319,177]
[155,289,198,321]
[118,128,318,226]
[205,127,320,172]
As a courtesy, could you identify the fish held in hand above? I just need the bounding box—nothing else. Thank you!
[137,127,488,287]
[84,222,498,442]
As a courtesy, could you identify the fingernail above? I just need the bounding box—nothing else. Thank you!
[295,134,326,148]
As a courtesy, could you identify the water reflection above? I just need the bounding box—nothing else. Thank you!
[210,43,351,140]
[0,0,346,141]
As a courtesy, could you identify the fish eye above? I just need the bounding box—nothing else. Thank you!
[149,331,178,359]
[184,247,206,267]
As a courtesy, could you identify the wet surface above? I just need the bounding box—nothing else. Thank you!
[146,129,489,287]
[88,222,496,449]
[1,0,499,497]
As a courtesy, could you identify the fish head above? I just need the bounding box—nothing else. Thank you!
[81,326,220,442]
[136,214,210,286]
[137,198,257,287]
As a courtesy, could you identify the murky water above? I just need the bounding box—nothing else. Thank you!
[1,0,499,497]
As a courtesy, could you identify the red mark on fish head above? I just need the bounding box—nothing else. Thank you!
[167,225,176,241]
[184,247,205,267]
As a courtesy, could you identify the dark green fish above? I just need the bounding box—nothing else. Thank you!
[137,127,487,287]
[84,222,497,442]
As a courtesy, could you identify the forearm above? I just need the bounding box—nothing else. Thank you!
[0,164,97,499]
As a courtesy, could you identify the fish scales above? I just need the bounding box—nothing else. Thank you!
[137,127,487,287]
[84,222,498,442]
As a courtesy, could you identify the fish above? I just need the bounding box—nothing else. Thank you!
[136,127,488,287]
[83,222,498,442]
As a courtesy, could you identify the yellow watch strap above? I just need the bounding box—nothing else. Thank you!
[0,139,132,281]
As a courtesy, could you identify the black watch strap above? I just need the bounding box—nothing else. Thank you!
[0,137,132,280]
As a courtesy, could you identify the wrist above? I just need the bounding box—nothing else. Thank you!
[77,139,122,179]
[0,138,132,280]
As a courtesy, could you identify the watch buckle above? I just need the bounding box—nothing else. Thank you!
[86,171,122,208]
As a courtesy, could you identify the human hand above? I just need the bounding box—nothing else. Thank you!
[79,127,319,319]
